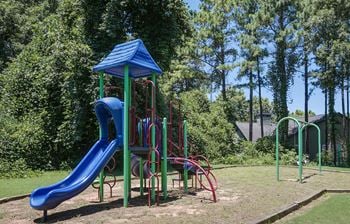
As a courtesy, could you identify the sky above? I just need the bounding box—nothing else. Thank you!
[184,0,343,115]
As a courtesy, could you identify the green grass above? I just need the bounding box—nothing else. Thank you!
[321,166,350,172]
[0,170,69,199]
[303,165,350,172]
[285,194,350,224]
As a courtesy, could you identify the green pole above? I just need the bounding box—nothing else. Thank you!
[301,123,322,174]
[276,123,279,181]
[151,73,156,202]
[338,145,341,166]
[298,125,303,183]
[139,158,144,196]
[161,117,168,199]
[99,72,104,202]
[128,78,132,198]
[276,117,302,182]
[139,112,144,196]
[123,65,130,207]
[318,126,322,174]
[183,120,188,193]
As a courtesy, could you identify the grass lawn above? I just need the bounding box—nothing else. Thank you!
[1,166,350,223]
[0,171,69,199]
[283,194,350,224]
[0,164,349,200]
[318,166,350,172]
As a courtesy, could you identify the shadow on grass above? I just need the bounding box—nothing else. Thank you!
[280,173,318,183]
[33,194,179,223]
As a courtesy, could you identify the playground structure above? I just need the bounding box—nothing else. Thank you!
[275,116,322,183]
[29,39,217,220]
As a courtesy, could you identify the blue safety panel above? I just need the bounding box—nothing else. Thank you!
[93,39,162,78]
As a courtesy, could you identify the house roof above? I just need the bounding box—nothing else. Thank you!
[235,122,276,142]
[236,114,337,141]
[93,39,162,78]
[288,114,325,135]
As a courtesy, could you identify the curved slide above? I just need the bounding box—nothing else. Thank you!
[30,140,121,210]
[30,97,124,211]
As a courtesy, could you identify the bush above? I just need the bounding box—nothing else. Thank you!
[216,141,274,165]
[241,141,258,157]
[219,155,244,165]
[0,158,42,178]
[180,90,240,159]
[280,150,297,165]
[320,150,334,166]
[0,0,97,172]
[0,114,53,171]
[213,141,303,166]
[255,136,275,154]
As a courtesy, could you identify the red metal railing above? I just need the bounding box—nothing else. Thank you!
[168,157,217,202]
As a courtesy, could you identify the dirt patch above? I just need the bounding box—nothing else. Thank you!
[0,166,349,224]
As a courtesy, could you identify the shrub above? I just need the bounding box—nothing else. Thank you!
[180,90,240,159]
[320,150,334,166]
[241,141,258,157]
[280,150,297,165]
[255,136,275,154]
[219,155,244,165]
[0,158,42,178]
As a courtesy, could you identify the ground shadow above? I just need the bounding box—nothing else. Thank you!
[33,194,179,223]
[280,173,318,183]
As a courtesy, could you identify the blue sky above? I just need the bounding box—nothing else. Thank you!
[184,0,343,115]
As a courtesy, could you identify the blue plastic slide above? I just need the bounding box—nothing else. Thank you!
[30,97,124,211]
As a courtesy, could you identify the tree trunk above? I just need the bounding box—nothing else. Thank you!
[304,49,310,155]
[276,8,289,143]
[249,69,254,141]
[341,74,346,166]
[221,43,226,101]
[329,84,337,166]
[257,56,264,138]
[222,70,226,101]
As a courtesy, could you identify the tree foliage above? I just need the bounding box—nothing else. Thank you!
[0,0,191,171]
[0,0,95,169]
[2,0,350,173]
[180,90,240,159]
[194,0,237,101]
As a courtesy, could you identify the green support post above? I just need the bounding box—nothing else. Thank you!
[139,158,144,196]
[276,117,302,183]
[337,144,341,166]
[298,125,303,182]
[123,65,130,207]
[183,120,188,192]
[275,124,279,181]
[139,115,144,196]
[98,72,104,202]
[161,117,168,199]
[318,128,322,174]
[128,79,132,198]
[151,73,156,202]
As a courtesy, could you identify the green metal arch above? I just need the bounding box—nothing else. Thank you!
[301,123,322,174]
[276,117,303,183]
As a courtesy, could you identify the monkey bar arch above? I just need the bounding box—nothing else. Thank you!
[301,123,322,174]
[276,117,322,183]
[276,117,303,183]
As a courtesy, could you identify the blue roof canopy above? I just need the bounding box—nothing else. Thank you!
[93,39,162,78]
